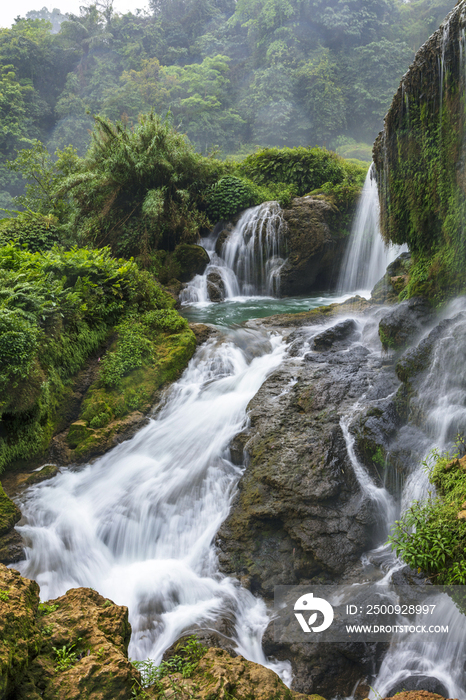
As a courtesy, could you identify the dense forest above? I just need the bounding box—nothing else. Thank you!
[0,0,455,211]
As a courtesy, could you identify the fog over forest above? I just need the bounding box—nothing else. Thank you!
[0,0,455,210]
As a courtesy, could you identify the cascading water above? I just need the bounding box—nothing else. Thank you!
[180,202,286,303]
[371,305,466,698]
[337,163,406,296]
[15,328,291,683]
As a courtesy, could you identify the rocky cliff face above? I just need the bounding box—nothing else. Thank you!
[373,0,466,298]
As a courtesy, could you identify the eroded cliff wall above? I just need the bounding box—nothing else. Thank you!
[373,0,466,300]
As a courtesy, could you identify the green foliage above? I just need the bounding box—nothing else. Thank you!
[0,243,177,473]
[0,590,9,602]
[62,113,226,259]
[0,211,60,252]
[388,439,466,583]
[206,176,259,221]
[239,146,347,196]
[53,638,82,672]
[132,636,207,689]
[38,602,59,614]
[6,140,79,227]
[101,310,188,387]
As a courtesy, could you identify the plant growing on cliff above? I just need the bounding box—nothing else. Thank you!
[388,440,466,583]
[132,635,207,689]
[53,638,83,672]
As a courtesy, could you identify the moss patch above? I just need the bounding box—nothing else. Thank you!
[67,326,196,460]
[0,482,21,536]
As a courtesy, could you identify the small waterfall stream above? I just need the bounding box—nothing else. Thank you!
[15,328,291,682]
[180,202,286,303]
[337,164,406,295]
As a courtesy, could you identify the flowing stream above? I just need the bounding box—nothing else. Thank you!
[16,328,291,679]
[11,183,466,697]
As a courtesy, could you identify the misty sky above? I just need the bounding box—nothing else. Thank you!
[0,0,150,29]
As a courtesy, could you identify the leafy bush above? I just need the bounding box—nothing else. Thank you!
[238,146,347,196]
[206,176,259,221]
[388,440,466,584]
[62,113,228,259]
[132,636,206,689]
[0,211,61,252]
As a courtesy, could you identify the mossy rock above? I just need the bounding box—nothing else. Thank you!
[0,482,21,536]
[0,565,41,698]
[67,327,196,459]
[66,421,94,450]
[173,243,210,282]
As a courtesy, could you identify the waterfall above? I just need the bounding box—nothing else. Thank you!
[337,164,406,295]
[370,302,466,698]
[14,328,291,683]
[180,202,286,303]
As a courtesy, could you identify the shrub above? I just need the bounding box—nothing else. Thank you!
[388,440,466,584]
[0,242,178,472]
[238,146,347,196]
[0,212,61,252]
[206,176,259,221]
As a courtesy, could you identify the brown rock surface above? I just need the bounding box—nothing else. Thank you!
[0,563,139,700]
[0,565,41,698]
[152,647,326,700]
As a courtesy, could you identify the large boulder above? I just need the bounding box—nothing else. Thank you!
[152,647,326,700]
[278,197,347,295]
[371,252,412,304]
[378,297,433,352]
[0,566,41,698]
[217,317,381,597]
[207,271,226,302]
[173,243,210,283]
[0,563,139,700]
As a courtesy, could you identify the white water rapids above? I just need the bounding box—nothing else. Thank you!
[15,328,291,681]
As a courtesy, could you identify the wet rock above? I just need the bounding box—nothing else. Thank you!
[207,272,226,302]
[279,197,348,295]
[386,678,450,697]
[378,297,434,351]
[217,319,390,597]
[353,398,402,489]
[23,464,59,486]
[153,647,326,700]
[214,223,235,256]
[262,624,383,698]
[0,565,41,698]
[312,319,357,350]
[371,253,412,304]
[189,323,217,345]
[396,314,464,384]
[173,243,210,282]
